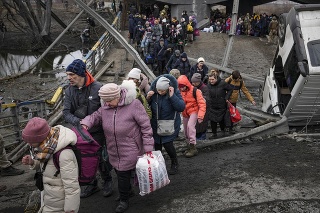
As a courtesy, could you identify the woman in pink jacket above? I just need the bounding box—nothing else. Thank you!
[81,81,154,213]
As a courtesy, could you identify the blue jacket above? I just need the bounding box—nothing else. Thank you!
[149,74,186,144]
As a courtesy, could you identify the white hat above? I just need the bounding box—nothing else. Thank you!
[197,57,205,63]
[127,68,141,80]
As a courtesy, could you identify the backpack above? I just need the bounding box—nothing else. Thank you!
[187,23,193,32]
[227,77,243,90]
[53,125,101,185]
[192,87,198,101]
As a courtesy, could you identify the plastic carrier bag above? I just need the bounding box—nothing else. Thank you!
[136,151,170,196]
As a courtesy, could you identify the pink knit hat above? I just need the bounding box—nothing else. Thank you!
[99,83,121,101]
[22,117,50,144]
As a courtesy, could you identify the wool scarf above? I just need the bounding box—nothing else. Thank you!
[30,127,60,162]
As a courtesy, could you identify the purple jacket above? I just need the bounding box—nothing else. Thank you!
[81,88,154,171]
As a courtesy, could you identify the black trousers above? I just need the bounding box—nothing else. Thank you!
[115,169,134,201]
[154,141,177,159]
[211,121,226,134]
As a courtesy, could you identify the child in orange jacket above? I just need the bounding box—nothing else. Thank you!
[177,75,206,158]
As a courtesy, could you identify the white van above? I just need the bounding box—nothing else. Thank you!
[262,4,320,126]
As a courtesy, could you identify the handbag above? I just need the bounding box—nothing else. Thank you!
[227,101,241,123]
[194,28,200,36]
[34,160,49,191]
[136,151,170,196]
[156,95,176,136]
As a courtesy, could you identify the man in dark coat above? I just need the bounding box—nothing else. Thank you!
[63,59,113,198]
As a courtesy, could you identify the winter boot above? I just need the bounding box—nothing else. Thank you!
[102,180,113,197]
[1,166,24,176]
[168,158,179,175]
[115,200,129,213]
[185,144,198,158]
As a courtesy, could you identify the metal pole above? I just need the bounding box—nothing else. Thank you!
[29,0,95,72]
[221,0,239,68]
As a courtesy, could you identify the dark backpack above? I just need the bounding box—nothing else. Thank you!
[53,125,101,185]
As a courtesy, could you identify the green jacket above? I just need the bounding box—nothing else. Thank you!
[136,88,152,119]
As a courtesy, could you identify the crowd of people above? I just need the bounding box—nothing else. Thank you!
[2,52,255,212]
[127,5,199,75]
[208,9,279,43]
[0,6,264,213]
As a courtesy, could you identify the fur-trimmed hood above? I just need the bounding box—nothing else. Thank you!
[119,80,137,106]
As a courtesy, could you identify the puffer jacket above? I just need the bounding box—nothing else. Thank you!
[177,75,206,119]
[149,74,186,144]
[225,76,254,104]
[30,125,80,213]
[81,85,154,171]
[207,77,233,125]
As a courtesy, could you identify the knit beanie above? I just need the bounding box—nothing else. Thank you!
[191,73,202,83]
[66,59,86,77]
[169,69,181,79]
[197,57,205,63]
[156,77,170,90]
[174,50,181,56]
[127,68,141,80]
[98,83,121,101]
[22,117,50,144]
[181,52,187,58]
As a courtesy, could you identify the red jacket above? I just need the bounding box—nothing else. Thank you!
[177,75,206,119]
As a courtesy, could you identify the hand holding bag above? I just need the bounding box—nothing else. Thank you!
[227,100,241,123]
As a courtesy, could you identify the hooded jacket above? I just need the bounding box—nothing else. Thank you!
[80,83,154,171]
[30,125,80,213]
[149,74,185,144]
[225,76,254,104]
[177,75,206,119]
[173,52,191,76]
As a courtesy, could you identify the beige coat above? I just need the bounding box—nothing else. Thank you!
[30,125,80,213]
[225,76,254,104]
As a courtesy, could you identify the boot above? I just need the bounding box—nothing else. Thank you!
[185,144,198,158]
[115,200,129,213]
[102,180,113,197]
[168,158,179,175]
[80,179,100,198]
[1,166,24,176]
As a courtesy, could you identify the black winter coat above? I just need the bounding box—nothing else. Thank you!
[207,77,233,126]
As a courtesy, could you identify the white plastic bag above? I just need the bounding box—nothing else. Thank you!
[136,151,170,196]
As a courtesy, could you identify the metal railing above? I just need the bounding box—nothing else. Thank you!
[0,12,121,148]
[83,11,121,74]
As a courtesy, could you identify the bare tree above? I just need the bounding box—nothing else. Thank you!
[1,0,53,45]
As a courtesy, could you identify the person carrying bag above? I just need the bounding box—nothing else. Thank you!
[147,75,186,175]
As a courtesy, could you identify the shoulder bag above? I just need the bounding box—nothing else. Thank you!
[156,95,176,136]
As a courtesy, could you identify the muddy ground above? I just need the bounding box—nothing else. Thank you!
[2,6,320,213]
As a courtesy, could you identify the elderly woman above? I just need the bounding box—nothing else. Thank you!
[21,117,80,213]
[146,74,185,175]
[81,81,154,213]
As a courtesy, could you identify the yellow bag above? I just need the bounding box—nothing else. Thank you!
[187,23,193,32]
